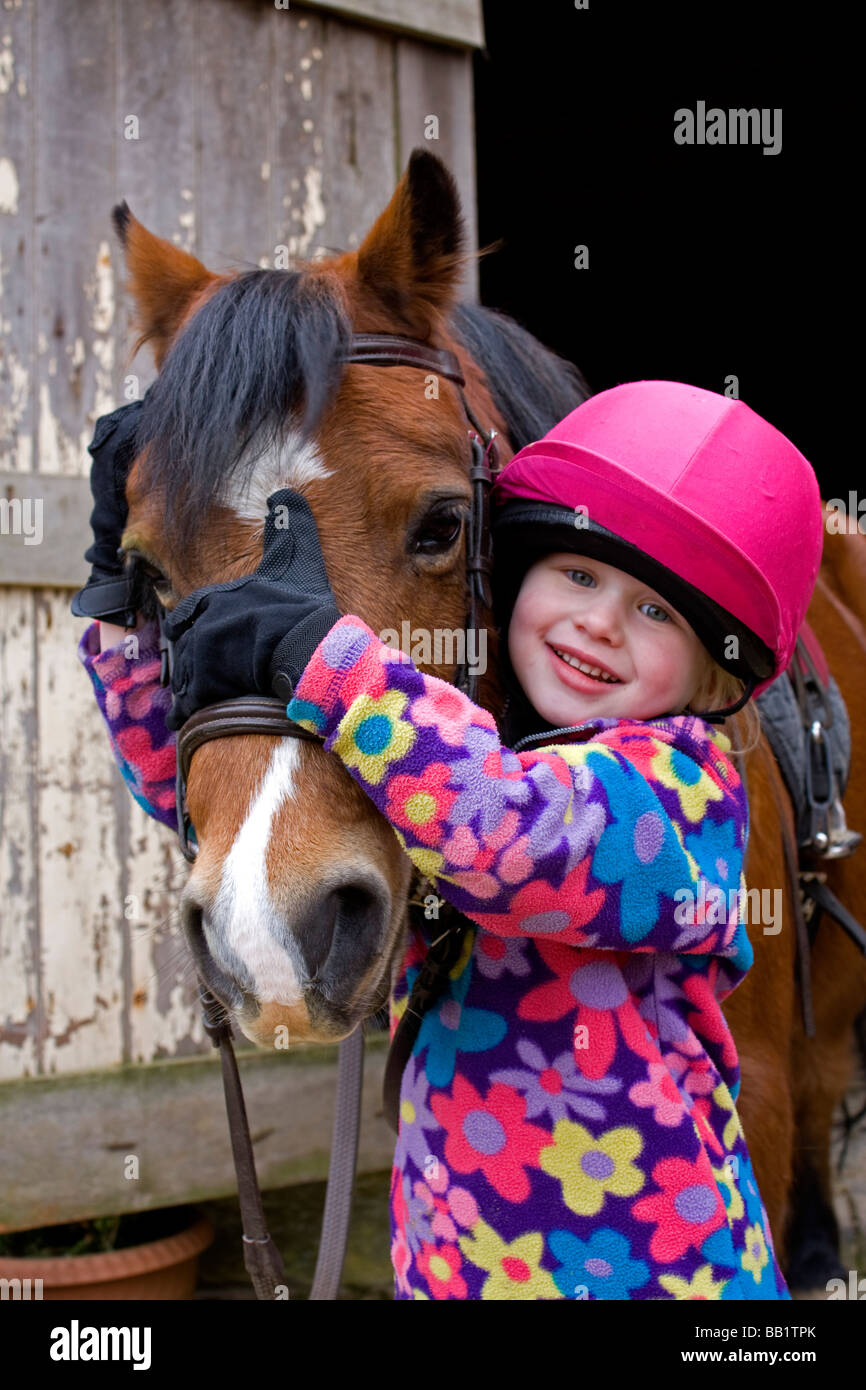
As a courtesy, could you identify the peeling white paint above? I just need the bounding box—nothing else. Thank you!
[301,78,312,102]
[0,155,19,214]
[91,335,115,429]
[69,336,85,368]
[38,381,68,474]
[0,31,13,94]
[1,349,31,468]
[179,209,194,228]
[85,240,114,335]
[261,160,271,181]
[300,56,312,71]
[286,166,326,260]
[181,187,193,200]
[302,118,313,134]
[311,47,323,60]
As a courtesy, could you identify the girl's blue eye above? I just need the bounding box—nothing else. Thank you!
[641,602,670,622]
[566,569,594,587]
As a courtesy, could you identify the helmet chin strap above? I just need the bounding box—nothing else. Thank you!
[684,673,759,725]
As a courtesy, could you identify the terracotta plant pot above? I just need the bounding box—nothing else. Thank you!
[0,1212,214,1300]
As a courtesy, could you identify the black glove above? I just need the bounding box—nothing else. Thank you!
[162,488,342,731]
[70,394,148,625]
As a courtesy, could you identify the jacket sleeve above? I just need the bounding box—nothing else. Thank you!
[288,617,754,987]
[77,619,179,830]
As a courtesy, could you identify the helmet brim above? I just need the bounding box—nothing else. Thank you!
[492,501,777,684]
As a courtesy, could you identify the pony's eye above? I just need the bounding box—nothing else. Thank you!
[126,551,170,595]
[411,508,464,556]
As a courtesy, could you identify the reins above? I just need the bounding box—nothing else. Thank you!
[157,332,500,1298]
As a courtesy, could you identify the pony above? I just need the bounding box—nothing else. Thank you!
[111,149,866,1290]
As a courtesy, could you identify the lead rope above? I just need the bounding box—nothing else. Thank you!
[201,986,364,1299]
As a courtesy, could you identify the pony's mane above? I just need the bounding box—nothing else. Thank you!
[134,269,352,555]
[133,269,590,556]
[449,302,589,449]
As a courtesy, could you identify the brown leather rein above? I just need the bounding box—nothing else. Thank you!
[158,332,500,1299]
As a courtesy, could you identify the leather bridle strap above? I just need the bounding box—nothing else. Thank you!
[346,334,466,385]
[173,697,322,861]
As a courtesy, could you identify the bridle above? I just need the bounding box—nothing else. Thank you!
[155,332,500,1298]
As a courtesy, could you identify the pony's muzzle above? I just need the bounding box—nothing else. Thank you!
[296,878,392,1006]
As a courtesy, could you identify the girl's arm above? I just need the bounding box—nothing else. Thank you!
[288,617,753,984]
[77,618,178,830]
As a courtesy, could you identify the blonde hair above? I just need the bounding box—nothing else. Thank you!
[683,651,764,755]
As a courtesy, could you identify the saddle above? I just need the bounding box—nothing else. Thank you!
[754,619,866,1034]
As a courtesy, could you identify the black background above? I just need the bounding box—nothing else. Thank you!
[473,1,856,498]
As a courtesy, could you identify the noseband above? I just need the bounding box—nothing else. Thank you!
[157,332,500,862]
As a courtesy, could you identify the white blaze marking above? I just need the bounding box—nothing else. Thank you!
[211,739,306,1004]
[224,429,332,520]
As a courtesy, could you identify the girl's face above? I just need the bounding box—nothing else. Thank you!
[508,552,710,726]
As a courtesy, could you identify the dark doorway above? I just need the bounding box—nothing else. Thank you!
[473,1,856,498]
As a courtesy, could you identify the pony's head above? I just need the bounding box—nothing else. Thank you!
[116,150,586,1047]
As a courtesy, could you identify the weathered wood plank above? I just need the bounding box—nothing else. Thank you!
[396,39,478,301]
[295,0,484,49]
[0,1034,393,1231]
[36,592,129,1074]
[33,0,118,473]
[114,0,198,390]
[273,10,396,262]
[197,2,276,271]
[0,0,35,473]
[0,589,40,1080]
[32,0,128,1077]
[0,6,39,1083]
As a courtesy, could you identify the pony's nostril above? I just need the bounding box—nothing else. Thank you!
[300,880,389,988]
[181,899,244,1010]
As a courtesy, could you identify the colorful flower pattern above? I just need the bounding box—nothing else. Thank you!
[80,614,790,1300]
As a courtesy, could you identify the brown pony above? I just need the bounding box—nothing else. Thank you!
[113,150,866,1289]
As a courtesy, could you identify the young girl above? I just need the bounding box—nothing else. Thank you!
[74,380,824,1300]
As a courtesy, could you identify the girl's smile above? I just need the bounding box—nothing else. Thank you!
[508,552,710,726]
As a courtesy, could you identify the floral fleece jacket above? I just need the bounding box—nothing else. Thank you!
[78,614,790,1302]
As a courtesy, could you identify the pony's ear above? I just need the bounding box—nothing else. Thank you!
[354,149,466,336]
[111,202,218,369]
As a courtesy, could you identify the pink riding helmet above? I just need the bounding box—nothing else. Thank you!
[492,381,825,720]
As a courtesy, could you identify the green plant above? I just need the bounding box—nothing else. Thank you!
[0,1206,191,1258]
